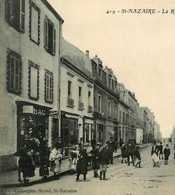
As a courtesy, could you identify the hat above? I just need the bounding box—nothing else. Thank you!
[166,144,169,146]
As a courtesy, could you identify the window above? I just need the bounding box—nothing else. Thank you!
[6,49,21,95]
[28,61,39,100]
[98,66,102,79]
[123,112,125,124]
[114,104,117,119]
[97,94,102,113]
[79,87,82,102]
[108,100,111,117]
[5,0,25,32]
[88,91,91,105]
[44,16,56,55]
[108,75,111,88]
[45,70,53,103]
[119,110,121,123]
[29,1,40,45]
[68,81,72,97]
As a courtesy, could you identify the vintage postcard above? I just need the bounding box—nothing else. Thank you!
[0,0,175,194]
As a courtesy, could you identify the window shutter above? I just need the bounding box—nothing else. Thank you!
[53,28,56,55]
[11,0,20,28]
[5,0,10,23]
[20,0,25,31]
[44,18,48,50]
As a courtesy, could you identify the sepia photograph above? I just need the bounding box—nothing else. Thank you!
[0,0,175,194]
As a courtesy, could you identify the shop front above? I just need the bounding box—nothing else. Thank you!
[16,101,51,151]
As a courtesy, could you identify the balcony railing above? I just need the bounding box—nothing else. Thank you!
[78,101,84,111]
[67,97,74,108]
[88,105,93,113]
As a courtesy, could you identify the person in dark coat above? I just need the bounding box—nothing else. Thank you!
[39,138,50,180]
[98,144,110,180]
[22,149,35,184]
[106,137,115,164]
[151,141,160,167]
[164,144,171,165]
[158,142,163,160]
[76,148,89,182]
[133,146,141,168]
[90,145,100,178]
[119,138,124,147]
[121,142,127,163]
[126,140,135,166]
[14,144,27,182]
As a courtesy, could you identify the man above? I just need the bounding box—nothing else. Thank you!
[106,137,115,164]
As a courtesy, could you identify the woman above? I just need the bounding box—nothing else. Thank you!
[76,148,89,182]
[49,144,62,179]
[22,149,35,185]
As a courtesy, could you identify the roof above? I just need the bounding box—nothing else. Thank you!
[41,0,64,23]
[61,38,92,78]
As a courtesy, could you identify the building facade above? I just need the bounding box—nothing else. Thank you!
[92,56,119,144]
[60,39,94,156]
[0,0,63,171]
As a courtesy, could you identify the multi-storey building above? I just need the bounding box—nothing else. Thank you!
[60,38,94,156]
[91,55,119,144]
[118,83,129,142]
[138,107,148,142]
[0,0,63,171]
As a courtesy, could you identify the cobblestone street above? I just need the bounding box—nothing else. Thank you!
[2,142,175,195]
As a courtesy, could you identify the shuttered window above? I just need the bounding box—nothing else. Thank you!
[5,0,25,32]
[44,16,56,55]
[7,49,22,95]
[45,70,53,103]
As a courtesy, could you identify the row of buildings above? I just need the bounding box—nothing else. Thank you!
[0,0,161,171]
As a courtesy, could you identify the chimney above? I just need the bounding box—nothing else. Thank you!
[86,50,89,57]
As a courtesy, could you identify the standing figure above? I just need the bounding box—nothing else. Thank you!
[90,144,100,178]
[98,144,110,181]
[151,141,160,167]
[121,142,127,164]
[158,142,163,160]
[76,148,89,182]
[14,144,27,182]
[133,146,141,168]
[22,149,35,185]
[69,145,79,174]
[106,137,115,164]
[119,138,124,148]
[39,138,50,180]
[49,144,62,179]
[126,140,135,166]
[164,144,171,165]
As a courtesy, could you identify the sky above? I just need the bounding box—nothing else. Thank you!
[48,0,175,138]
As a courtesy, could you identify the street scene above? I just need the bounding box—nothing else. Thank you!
[1,0,175,194]
[1,142,175,195]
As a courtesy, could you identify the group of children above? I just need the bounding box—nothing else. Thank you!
[151,141,172,167]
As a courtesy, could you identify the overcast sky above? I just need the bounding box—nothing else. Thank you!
[48,0,175,137]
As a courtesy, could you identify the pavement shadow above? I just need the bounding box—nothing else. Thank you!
[1,170,71,189]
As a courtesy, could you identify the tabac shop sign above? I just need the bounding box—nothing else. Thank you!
[23,105,46,116]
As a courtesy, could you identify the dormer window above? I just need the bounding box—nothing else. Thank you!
[98,65,102,79]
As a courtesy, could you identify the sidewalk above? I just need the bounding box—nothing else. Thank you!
[0,143,151,188]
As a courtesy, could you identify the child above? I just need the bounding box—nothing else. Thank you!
[134,146,141,168]
[164,144,170,165]
[49,145,62,179]
[98,144,110,181]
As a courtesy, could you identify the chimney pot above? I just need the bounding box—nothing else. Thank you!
[86,50,89,57]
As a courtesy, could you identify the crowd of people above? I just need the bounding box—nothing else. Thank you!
[14,135,174,185]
